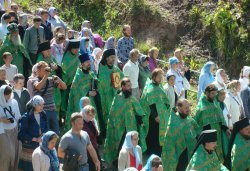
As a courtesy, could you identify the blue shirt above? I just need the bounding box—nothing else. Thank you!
[117,36,134,64]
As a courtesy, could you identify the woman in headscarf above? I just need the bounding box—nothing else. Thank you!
[164,73,177,110]
[18,95,48,171]
[138,54,151,91]
[213,69,228,90]
[104,36,116,50]
[141,154,163,171]
[18,13,29,41]
[198,61,215,100]
[167,57,185,98]
[82,105,102,171]
[224,80,244,125]
[94,34,105,49]
[91,48,103,73]
[118,131,143,171]
[81,20,95,48]
[239,66,250,91]
[47,7,67,32]
[32,131,59,171]
[0,85,21,171]
[0,13,11,44]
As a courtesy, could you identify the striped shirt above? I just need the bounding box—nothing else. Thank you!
[33,77,57,111]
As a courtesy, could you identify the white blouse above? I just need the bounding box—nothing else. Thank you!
[0,99,21,134]
[32,147,50,171]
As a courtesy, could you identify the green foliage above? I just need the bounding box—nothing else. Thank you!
[189,5,202,22]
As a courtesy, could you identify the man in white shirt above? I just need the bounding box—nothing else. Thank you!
[123,49,140,100]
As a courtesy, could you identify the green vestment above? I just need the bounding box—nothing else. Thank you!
[186,145,228,171]
[140,80,171,149]
[66,67,97,130]
[138,65,151,90]
[97,63,124,125]
[162,110,199,170]
[60,51,80,117]
[194,94,229,162]
[0,36,32,75]
[103,92,144,163]
[231,133,250,171]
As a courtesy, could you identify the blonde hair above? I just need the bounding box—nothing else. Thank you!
[148,47,159,58]
[227,80,240,93]
[84,105,95,114]
[37,61,48,70]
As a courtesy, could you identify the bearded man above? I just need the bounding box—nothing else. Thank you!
[0,23,32,79]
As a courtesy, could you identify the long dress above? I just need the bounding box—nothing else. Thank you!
[194,94,229,162]
[140,79,170,155]
[60,51,80,119]
[186,145,228,171]
[162,110,199,171]
[103,92,145,163]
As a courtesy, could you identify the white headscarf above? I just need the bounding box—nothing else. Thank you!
[243,66,250,78]
[29,95,44,107]
[92,48,102,60]
[215,69,225,84]
[0,85,13,108]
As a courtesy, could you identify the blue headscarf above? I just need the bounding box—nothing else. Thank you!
[40,131,59,171]
[79,96,90,111]
[79,37,91,55]
[122,131,141,168]
[169,56,179,66]
[143,154,160,171]
[200,61,215,80]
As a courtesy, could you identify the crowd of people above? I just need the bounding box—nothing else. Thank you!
[0,2,250,171]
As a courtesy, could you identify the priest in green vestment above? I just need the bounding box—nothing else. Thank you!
[36,41,63,114]
[140,68,171,156]
[0,23,32,78]
[103,77,145,164]
[162,99,199,171]
[60,40,80,121]
[97,49,124,126]
[66,53,105,136]
[186,129,228,171]
[194,84,230,162]
[225,118,250,171]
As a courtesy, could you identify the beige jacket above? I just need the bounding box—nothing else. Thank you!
[118,145,143,171]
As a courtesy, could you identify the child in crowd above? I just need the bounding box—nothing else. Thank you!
[13,73,30,115]
[1,52,18,85]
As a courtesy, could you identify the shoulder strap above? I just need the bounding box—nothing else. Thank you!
[41,79,49,97]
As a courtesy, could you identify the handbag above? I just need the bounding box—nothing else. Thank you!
[62,148,81,171]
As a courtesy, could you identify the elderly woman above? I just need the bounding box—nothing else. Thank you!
[48,7,67,32]
[32,131,59,171]
[92,48,103,73]
[141,154,163,171]
[138,54,151,91]
[18,95,48,171]
[118,131,143,171]
[0,85,21,171]
[213,69,228,90]
[81,20,95,48]
[198,61,215,100]
[148,47,159,72]
[224,80,244,125]
[167,57,185,98]
[18,13,29,41]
